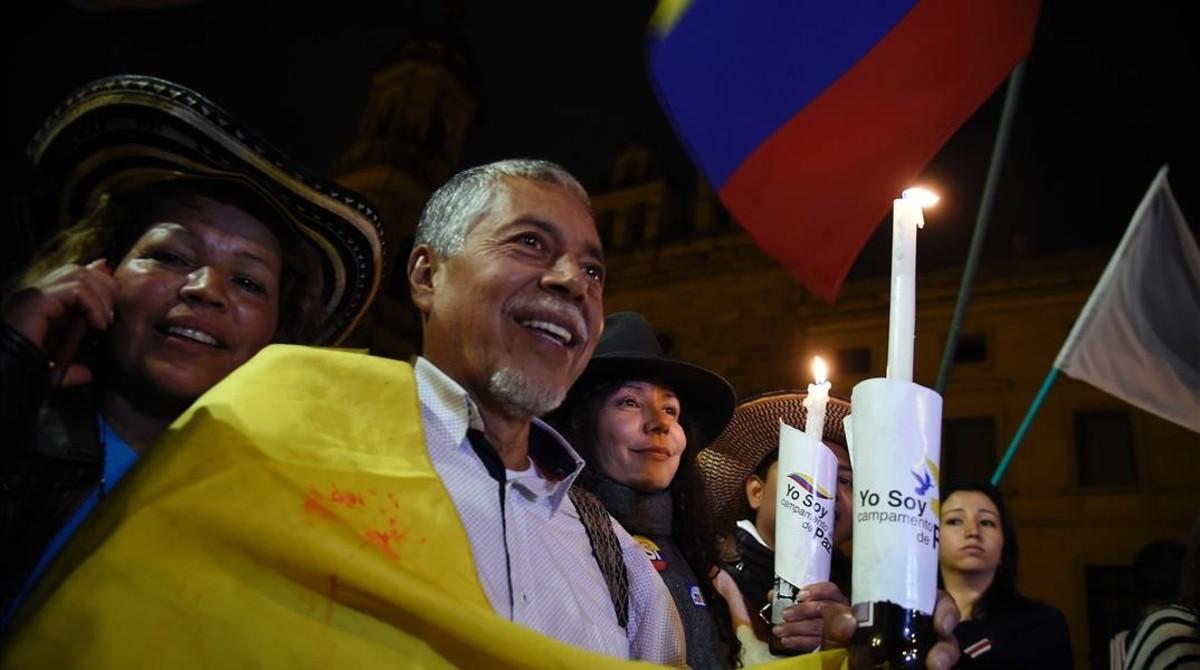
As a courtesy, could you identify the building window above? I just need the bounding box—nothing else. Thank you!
[954,333,988,363]
[628,203,648,242]
[1075,409,1137,487]
[942,417,997,484]
[612,146,650,186]
[835,347,872,375]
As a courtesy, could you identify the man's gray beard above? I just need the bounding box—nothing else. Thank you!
[487,367,566,418]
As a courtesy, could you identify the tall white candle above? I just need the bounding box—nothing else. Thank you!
[804,356,831,441]
[886,188,937,381]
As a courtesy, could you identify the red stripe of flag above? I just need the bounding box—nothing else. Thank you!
[721,0,1039,301]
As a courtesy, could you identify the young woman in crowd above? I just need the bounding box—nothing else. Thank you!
[939,481,1073,668]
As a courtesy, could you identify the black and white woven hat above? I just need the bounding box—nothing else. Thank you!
[26,74,386,345]
[698,390,852,528]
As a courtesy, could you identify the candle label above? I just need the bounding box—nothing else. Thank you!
[849,378,943,615]
[774,420,839,589]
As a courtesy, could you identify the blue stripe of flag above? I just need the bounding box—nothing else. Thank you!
[649,0,918,186]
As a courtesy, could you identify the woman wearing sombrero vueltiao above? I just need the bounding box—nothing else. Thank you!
[0,74,384,624]
[550,311,740,668]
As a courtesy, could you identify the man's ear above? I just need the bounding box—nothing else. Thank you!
[745,475,764,511]
[408,243,439,315]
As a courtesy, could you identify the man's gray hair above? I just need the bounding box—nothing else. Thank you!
[414,158,591,257]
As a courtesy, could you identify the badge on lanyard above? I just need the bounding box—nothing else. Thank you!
[689,584,707,607]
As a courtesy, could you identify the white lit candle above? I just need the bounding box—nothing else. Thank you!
[886,187,938,382]
[804,356,831,441]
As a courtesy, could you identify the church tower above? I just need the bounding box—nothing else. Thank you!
[334,6,477,358]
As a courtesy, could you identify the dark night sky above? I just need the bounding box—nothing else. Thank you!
[4,0,1197,285]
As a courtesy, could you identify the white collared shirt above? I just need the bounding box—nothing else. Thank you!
[414,357,685,665]
[736,518,771,550]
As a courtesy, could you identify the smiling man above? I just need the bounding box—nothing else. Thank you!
[406,159,685,664]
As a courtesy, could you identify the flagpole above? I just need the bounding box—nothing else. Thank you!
[991,366,1060,485]
[934,60,1029,395]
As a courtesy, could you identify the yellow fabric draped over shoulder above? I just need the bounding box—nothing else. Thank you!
[3,344,847,670]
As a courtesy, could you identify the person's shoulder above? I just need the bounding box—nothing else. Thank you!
[1130,604,1199,648]
[1138,604,1199,631]
[1025,597,1069,619]
[981,595,1070,641]
[1125,605,1200,669]
[1009,596,1071,631]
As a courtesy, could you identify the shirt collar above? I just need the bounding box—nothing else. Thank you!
[413,356,584,513]
[414,356,485,438]
[737,518,771,549]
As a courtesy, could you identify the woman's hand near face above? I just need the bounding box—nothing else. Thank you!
[2,259,117,385]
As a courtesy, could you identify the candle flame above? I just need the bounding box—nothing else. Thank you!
[812,356,828,384]
[902,187,940,208]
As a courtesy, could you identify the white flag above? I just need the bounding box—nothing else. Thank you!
[1054,166,1200,433]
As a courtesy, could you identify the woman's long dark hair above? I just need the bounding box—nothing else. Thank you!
[940,481,1024,618]
[565,380,739,668]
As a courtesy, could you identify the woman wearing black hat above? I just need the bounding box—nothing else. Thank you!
[0,75,384,622]
[552,311,739,669]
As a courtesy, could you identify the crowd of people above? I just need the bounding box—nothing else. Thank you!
[3,74,1194,669]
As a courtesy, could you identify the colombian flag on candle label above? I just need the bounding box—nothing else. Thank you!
[649,0,1040,301]
[848,378,943,615]
[775,421,839,588]
[787,473,834,500]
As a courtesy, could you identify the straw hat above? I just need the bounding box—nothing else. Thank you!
[26,74,386,344]
[698,390,851,528]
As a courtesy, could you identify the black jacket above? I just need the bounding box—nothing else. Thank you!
[953,597,1074,669]
[0,322,103,612]
[723,523,853,644]
[586,474,732,670]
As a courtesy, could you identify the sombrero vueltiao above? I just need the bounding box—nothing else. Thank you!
[25,74,385,345]
[699,390,852,529]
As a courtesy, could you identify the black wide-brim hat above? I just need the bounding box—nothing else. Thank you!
[26,74,386,345]
[699,390,852,529]
[560,311,736,453]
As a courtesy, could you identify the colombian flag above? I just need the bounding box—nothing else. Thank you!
[3,345,848,670]
[649,0,1040,301]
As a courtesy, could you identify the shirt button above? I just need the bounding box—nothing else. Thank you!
[522,594,530,603]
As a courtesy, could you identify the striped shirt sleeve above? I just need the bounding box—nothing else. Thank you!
[1123,606,1200,670]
